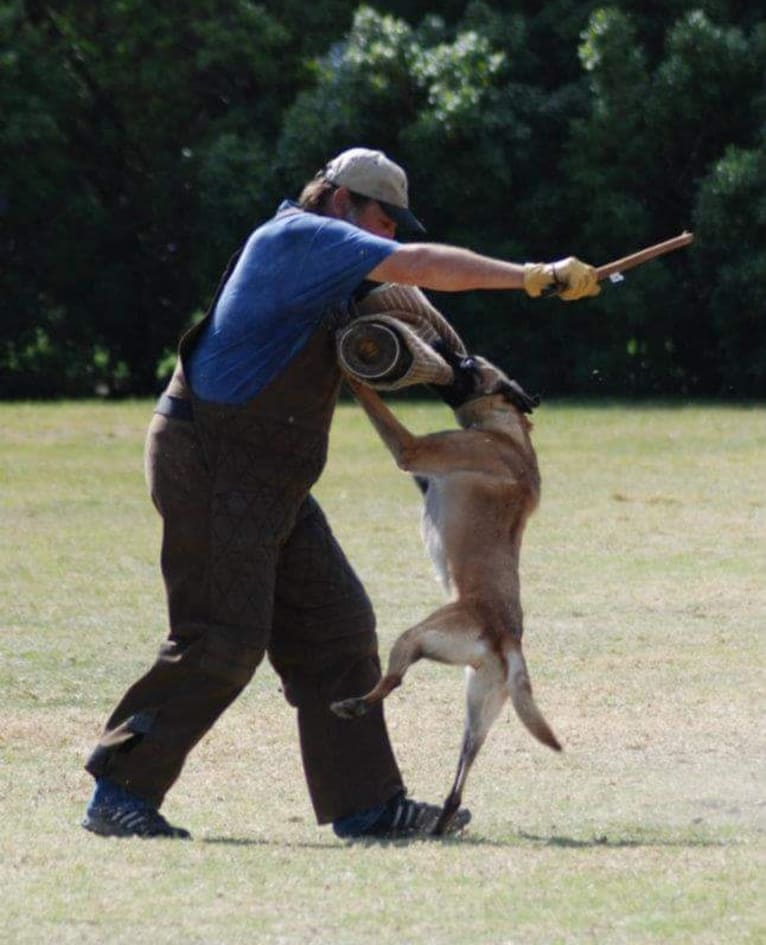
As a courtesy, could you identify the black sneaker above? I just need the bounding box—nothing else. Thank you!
[82,804,191,839]
[368,793,471,838]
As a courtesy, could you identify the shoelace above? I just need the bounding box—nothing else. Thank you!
[389,798,440,831]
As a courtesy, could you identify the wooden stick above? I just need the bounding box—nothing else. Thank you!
[596,231,694,281]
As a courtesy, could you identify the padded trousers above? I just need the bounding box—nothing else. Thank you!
[85,411,403,823]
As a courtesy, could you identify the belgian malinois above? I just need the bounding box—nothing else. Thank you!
[332,358,561,834]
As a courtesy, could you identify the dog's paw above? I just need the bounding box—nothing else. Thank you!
[430,796,472,837]
[330,698,369,719]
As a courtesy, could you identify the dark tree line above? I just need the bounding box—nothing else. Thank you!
[1,1,764,398]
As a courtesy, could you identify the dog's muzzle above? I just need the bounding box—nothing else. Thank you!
[428,340,482,408]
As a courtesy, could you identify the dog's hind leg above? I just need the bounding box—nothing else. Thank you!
[433,660,507,835]
[330,602,486,719]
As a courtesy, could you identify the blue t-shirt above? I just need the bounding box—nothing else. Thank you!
[185,202,398,404]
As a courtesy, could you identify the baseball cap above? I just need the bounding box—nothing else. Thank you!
[324,147,426,234]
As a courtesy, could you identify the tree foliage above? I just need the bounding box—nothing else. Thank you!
[1,1,763,397]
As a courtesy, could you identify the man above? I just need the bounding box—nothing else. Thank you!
[82,147,599,839]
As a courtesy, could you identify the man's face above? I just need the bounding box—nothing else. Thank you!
[345,199,398,240]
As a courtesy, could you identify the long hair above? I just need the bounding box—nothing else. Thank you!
[298,176,372,215]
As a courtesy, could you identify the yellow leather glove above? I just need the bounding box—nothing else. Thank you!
[523,257,601,300]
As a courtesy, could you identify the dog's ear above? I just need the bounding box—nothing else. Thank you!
[428,345,540,413]
[472,357,540,414]
[495,379,540,414]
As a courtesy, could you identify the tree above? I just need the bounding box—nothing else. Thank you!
[1,0,291,395]
[1,1,764,397]
[693,145,766,395]
[561,5,764,395]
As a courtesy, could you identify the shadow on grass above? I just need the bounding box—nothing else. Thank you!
[200,835,465,850]
[201,830,734,850]
[509,830,735,850]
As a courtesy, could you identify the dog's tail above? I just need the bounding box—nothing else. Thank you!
[506,643,562,751]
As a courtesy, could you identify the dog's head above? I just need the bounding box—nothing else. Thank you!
[469,356,540,414]
[430,342,539,416]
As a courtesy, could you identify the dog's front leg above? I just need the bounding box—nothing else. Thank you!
[348,379,516,480]
[346,377,419,469]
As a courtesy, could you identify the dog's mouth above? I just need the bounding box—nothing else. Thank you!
[429,342,481,408]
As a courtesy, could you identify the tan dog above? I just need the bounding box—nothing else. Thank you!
[331,358,561,835]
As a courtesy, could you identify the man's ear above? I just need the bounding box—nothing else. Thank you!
[330,186,352,219]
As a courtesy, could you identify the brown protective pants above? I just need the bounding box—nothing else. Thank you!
[85,326,403,823]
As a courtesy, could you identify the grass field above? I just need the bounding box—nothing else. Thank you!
[0,397,764,945]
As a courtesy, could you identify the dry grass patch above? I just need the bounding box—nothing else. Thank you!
[1,398,763,945]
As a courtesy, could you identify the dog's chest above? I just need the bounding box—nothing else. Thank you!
[421,478,450,590]
[420,474,495,588]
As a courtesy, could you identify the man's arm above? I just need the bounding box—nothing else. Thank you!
[367,243,599,300]
[368,243,525,292]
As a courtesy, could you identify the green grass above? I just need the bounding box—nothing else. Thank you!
[1,398,764,945]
